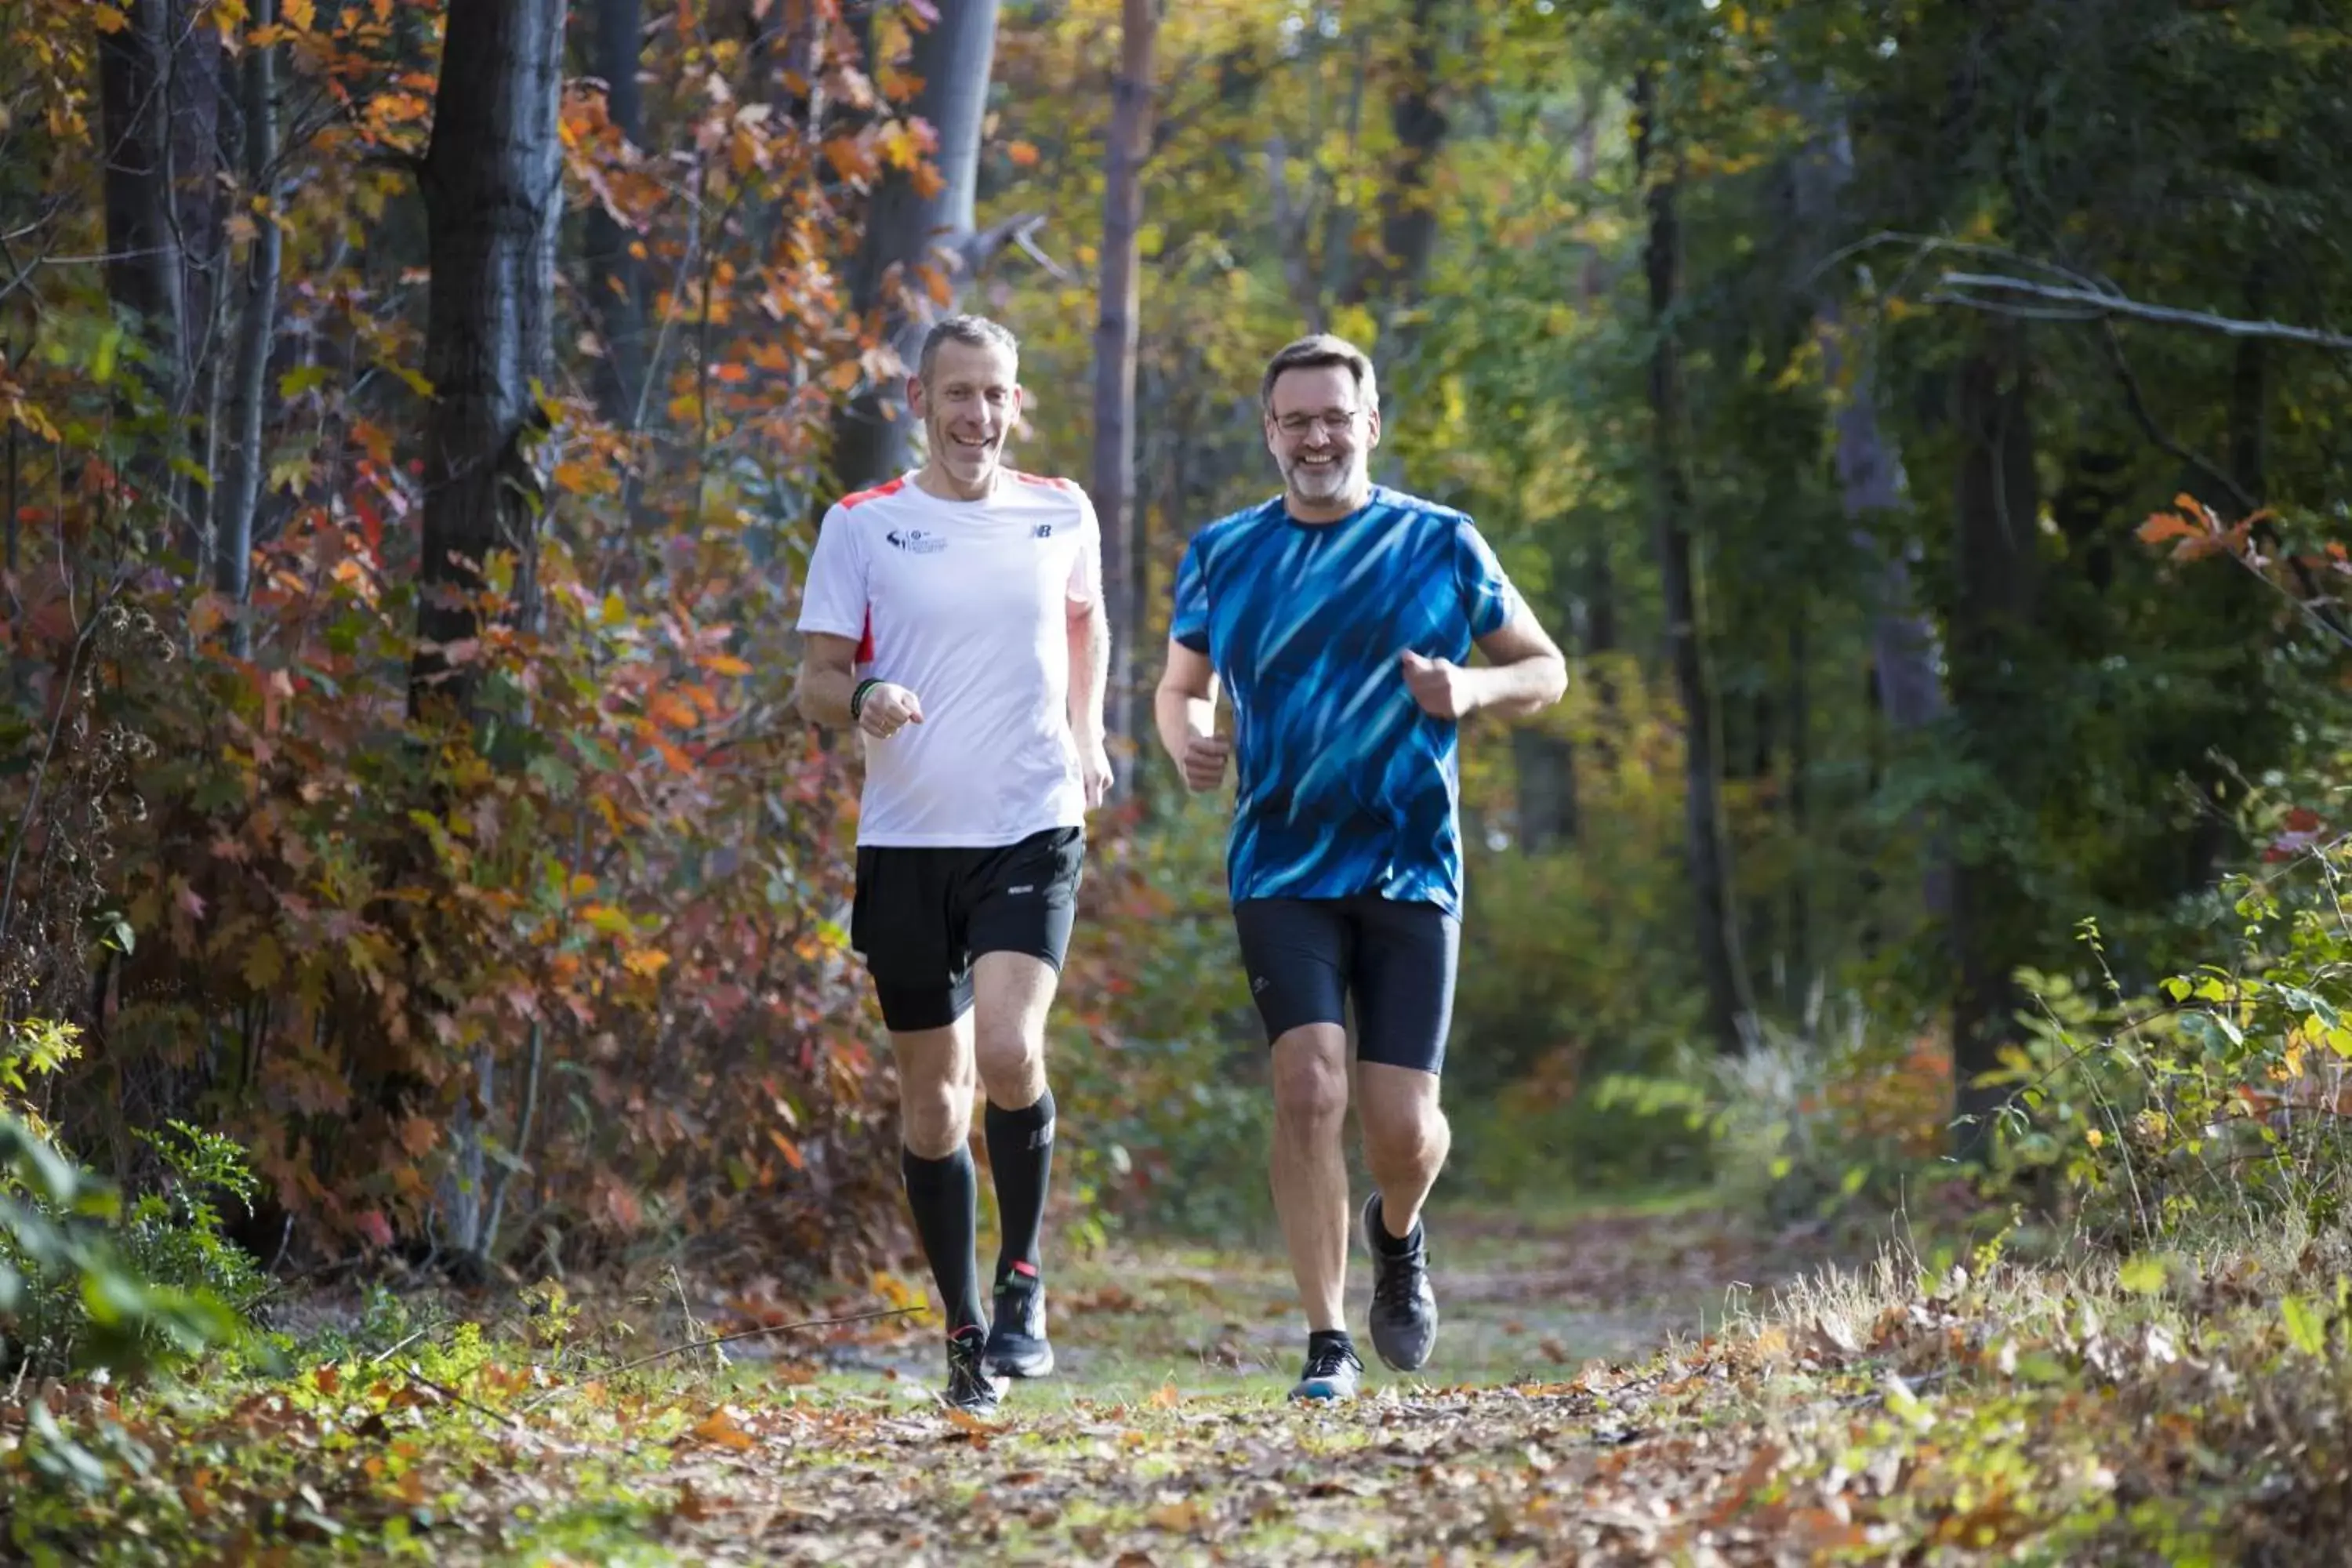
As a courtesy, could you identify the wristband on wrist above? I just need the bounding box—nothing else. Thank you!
[848,677,883,721]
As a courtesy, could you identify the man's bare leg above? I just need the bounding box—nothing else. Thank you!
[1357,1061,1450,1240]
[1354,1059,1448,1371]
[1269,1022,1352,1333]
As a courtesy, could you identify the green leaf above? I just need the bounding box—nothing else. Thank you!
[0,1114,89,1207]
[385,362,435,398]
[2118,1254,2168,1294]
[278,363,333,399]
[2283,1294,2328,1356]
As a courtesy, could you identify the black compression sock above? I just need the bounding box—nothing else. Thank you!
[1308,1328,1357,1358]
[902,1145,986,1335]
[1370,1194,1421,1254]
[985,1089,1056,1287]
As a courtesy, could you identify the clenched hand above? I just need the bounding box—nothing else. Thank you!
[859,682,924,739]
[1181,731,1232,793]
[1400,651,1472,720]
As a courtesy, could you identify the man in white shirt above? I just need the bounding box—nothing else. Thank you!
[794,314,1112,1414]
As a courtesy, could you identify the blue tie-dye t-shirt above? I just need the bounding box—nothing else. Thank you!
[1170,485,1523,919]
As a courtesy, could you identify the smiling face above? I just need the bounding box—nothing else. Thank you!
[1264,362,1380,521]
[912,338,1022,499]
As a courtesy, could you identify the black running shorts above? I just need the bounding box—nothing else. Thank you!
[1231,894,1460,1074]
[850,826,1086,1032]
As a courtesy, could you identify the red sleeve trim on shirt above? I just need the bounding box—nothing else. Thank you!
[1010,470,1080,495]
[837,476,909,510]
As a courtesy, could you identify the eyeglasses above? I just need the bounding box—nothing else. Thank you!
[1272,409,1362,437]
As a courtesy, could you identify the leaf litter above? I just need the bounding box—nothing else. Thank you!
[9,1206,2352,1563]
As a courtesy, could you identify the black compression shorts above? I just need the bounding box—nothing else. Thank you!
[1232,894,1459,1074]
[850,826,1085,1032]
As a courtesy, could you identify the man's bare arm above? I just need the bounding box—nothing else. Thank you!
[1069,595,1109,746]
[1465,611,1569,720]
[1155,640,1217,757]
[793,633,862,727]
[1156,637,1233,793]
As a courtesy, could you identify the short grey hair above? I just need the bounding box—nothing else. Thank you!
[918,314,1021,381]
[1259,333,1377,414]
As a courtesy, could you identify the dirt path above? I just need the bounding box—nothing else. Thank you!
[12,1199,1867,1566]
[24,1196,2322,1564]
[811,1199,1810,1397]
[568,1200,1848,1566]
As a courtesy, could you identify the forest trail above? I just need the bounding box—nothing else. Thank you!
[36,1196,2310,1565]
[492,1199,1848,1566]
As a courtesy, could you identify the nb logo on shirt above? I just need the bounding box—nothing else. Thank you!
[1033,524,1054,539]
[886,528,947,555]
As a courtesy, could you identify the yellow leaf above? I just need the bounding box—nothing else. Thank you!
[93,3,129,32]
[242,933,285,991]
[580,903,633,936]
[622,947,670,979]
[285,0,316,28]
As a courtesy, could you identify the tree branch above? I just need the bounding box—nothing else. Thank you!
[2098,321,2256,515]
[1933,272,2352,354]
[2097,321,2352,651]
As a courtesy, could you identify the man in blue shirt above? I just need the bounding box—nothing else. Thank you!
[1154,334,1566,1401]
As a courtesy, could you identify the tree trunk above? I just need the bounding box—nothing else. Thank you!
[216,0,282,652]
[1636,70,1751,1056]
[411,0,568,722]
[1515,81,1606,852]
[829,0,1001,494]
[1784,618,1811,1017]
[1511,727,1574,851]
[586,0,650,431]
[97,1,193,535]
[1341,0,1448,322]
[408,0,568,1268]
[1948,331,2039,1160]
[1091,0,1155,796]
[1793,103,1951,940]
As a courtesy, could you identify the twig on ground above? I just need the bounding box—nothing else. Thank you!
[514,1305,921,1415]
[369,1321,445,1367]
[405,1364,526,1432]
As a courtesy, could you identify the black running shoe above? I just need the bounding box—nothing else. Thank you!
[1364,1192,1439,1372]
[1287,1333,1363,1402]
[984,1265,1055,1379]
[943,1325,1003,1414]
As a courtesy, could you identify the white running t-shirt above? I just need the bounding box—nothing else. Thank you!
[797,471,1101,847]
